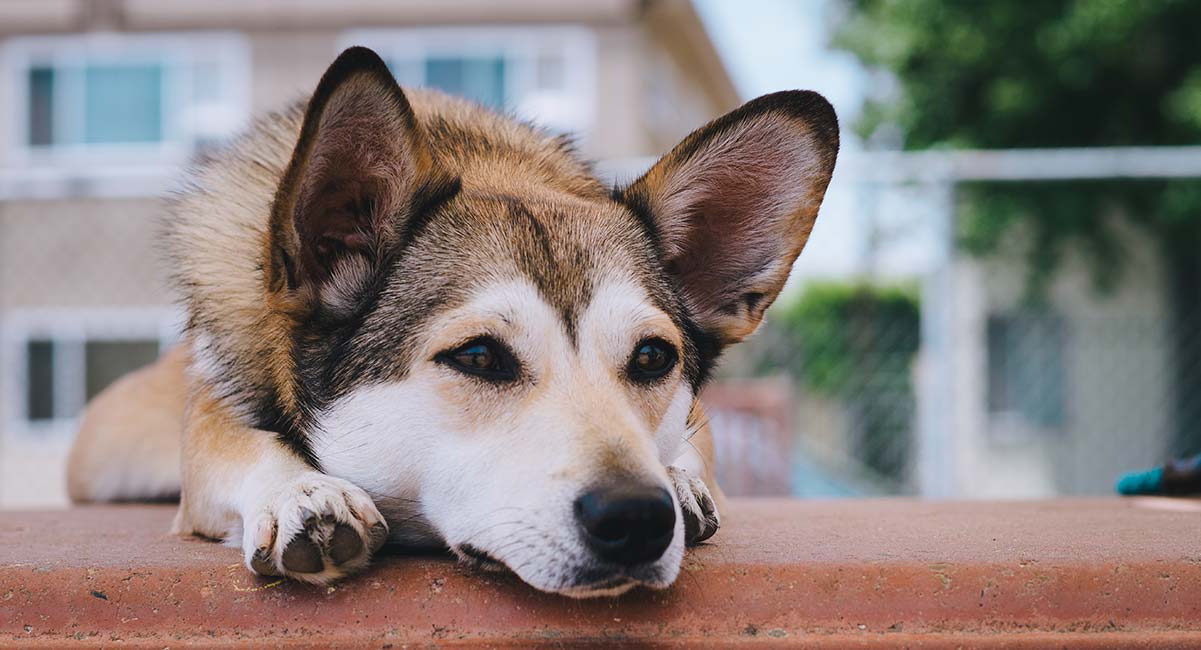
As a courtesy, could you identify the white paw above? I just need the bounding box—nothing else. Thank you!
[241,472,387,584]
[667,465,720,545]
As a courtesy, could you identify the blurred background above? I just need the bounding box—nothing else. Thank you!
[1,0,1198,507]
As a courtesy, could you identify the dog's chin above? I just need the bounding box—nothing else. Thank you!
[548,564,678,598]
[555,576,641,598]
[450,541,679,598]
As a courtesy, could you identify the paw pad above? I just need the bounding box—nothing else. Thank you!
[243,474,387,583]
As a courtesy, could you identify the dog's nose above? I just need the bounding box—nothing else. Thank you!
[574,485,676,566]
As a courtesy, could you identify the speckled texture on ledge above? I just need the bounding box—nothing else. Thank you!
[2,498,1200,647]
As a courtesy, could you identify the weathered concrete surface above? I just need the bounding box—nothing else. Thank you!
[2,498,1200,647]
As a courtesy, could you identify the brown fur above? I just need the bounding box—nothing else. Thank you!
[68,344,722,505]
[66,46,837,591]
[163,73,615,453]
[67,345,188,503]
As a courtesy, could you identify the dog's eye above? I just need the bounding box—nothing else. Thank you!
[627,338,677,382]
[436,336,519,382]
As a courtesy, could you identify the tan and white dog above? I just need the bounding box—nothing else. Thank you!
[66,47,838,597]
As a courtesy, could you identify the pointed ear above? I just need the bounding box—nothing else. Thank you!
[619,90,839,346]
[268,46,451,314]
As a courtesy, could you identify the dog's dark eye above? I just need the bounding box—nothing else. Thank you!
[627,338,677,382]
[437,337,519,382]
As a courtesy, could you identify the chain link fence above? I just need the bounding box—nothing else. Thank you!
[4,147,1200,504]
[704,155,1201,499]
[708,284,1191,498]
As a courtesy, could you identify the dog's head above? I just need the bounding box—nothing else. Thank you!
[268,48,837,596]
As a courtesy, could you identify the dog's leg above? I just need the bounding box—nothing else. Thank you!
[175,385,387,584]
[668,464,720,545]
[668,403,722,545]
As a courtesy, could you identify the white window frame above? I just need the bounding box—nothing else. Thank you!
[0,308,183,439]
[341,27,597,143]
[2,32,250,176]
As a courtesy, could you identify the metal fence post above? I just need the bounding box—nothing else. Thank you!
[916,180,957,497]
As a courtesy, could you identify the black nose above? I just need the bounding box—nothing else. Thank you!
[574,485,676,566]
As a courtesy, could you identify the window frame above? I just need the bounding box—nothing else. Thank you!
[1,308,182,439]
[2,32,250,170]
[341,26,597,142]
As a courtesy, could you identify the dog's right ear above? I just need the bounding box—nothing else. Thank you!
[618,91,838,349]
[268,46,451,315]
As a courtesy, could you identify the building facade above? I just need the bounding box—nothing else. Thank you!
[0,0,738,508]
[933,218,1173,498]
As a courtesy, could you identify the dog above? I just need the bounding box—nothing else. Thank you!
[65,46,838,597]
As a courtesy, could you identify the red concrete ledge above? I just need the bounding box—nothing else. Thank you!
[3,499,1200,647]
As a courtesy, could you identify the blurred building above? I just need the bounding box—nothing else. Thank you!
[2,0,1179,510]
[804,155,1180,499]
[0,0,739,508]
[929,215,1173,498]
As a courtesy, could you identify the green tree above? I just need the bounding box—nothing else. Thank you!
[836,0,1201,454]
[768,283,920,482]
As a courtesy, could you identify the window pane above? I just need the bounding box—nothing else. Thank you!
[28,66,55,146]
[424,57,506,109]
[26,340,55,421]
[987,313,1067,428]
[83,64,163,144]
[85,340,160,402]
[986,317,1009,414]
[1013,316,1066,427]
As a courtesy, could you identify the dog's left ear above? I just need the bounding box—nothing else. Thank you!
[268,46,451,314]
[619,91,838,346]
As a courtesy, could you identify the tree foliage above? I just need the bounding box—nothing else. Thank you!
[835,0,1201,293]
[771,282,920,480]
[774,282,919,397]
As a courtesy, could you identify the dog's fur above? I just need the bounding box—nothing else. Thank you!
[66,47,838,596]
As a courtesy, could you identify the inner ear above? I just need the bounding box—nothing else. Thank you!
[268,46,441,311]
[620,91,839,347]
[294,177,393,284]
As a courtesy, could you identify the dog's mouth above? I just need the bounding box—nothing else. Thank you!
[556,575,640,598]
[449,542,672,597]
[451,543,507,570]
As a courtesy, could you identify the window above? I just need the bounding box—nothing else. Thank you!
[26,340,55,421]
[415,57,507,109]
[6,33,248,164]
[85,340,162,402]
[22,338,162,424]
[28,63,164,146]
[345,28,596,138]
[987,311,1068,429]
[3,309,180,433]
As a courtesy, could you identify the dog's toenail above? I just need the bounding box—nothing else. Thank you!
[684,513,701,543]
[251,548,281,576]
[368,522,389,551]
[282,537,324,573]
[328,524,363,565]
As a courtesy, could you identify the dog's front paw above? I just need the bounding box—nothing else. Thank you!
[242,473,387,584]
[667,465,719,545]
